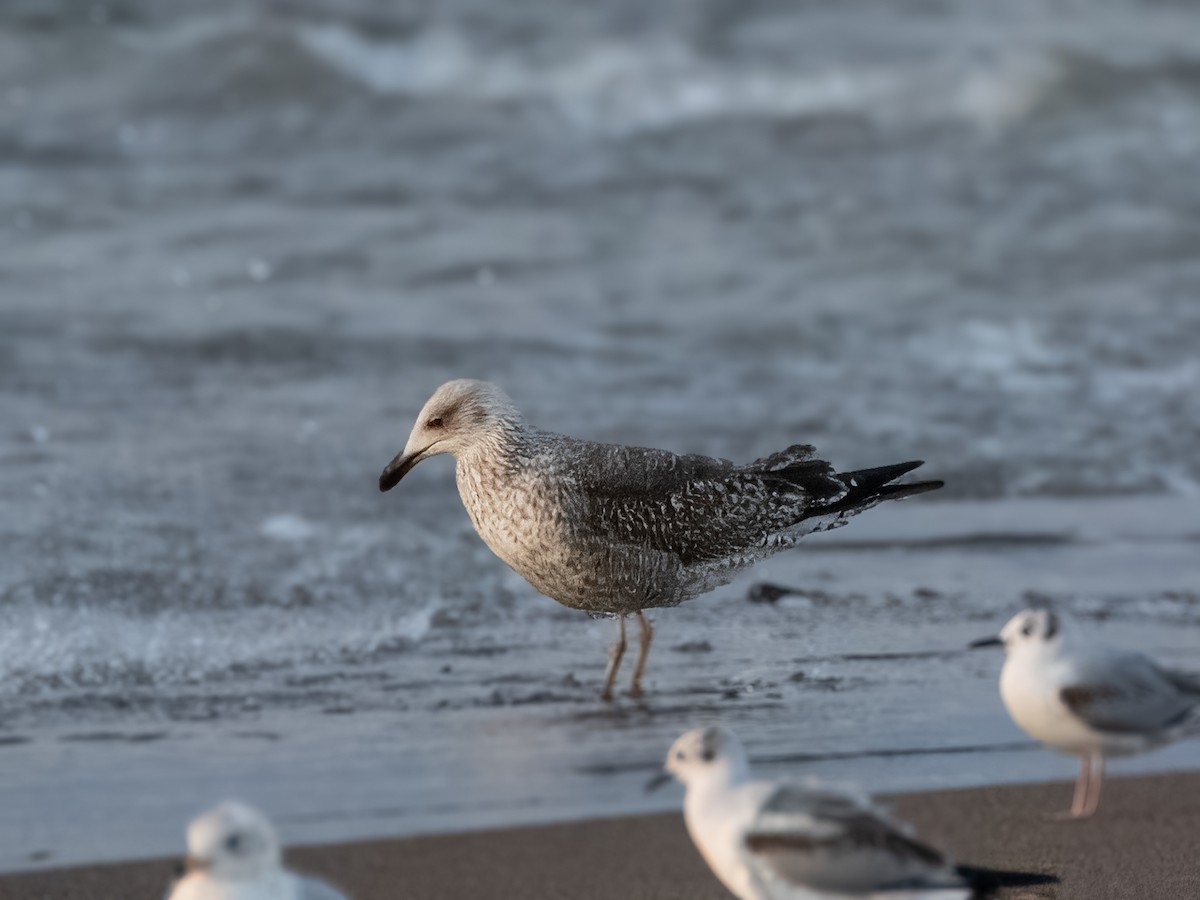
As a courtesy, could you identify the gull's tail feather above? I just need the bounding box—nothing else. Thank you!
[1161,667,1200,698]
[803,460,943,521]
[956,863,1058,897]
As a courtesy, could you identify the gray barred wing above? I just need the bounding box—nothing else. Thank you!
[743,785,961,895]
[1059,651,1200,736]
[565,441,847,566]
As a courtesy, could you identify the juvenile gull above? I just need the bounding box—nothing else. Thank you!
[650,726,978,899]
[167,801,349,900]
[380,379,942,699]
[970,608,1200,818]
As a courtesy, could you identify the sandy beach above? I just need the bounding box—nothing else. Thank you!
[4,771,1196,899]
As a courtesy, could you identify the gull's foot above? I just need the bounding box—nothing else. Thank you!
[600,687,616,703]
[1044,809,1093,822]
[627,684,644,700]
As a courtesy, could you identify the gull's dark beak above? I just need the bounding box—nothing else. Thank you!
[644,771,673,793]
[379,450,420,493]
[969,636,1004,649]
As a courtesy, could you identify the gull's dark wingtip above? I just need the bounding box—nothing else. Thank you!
[796,459,942,522]
[957,863,1058,896]
[865,478,943,504]
[837,461,943,500]
[849,459,927,483]
[901,478,944,496]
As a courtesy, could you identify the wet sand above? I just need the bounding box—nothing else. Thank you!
[3,771,1197,899]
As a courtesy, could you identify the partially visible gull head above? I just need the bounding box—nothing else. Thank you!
[970,607,1061,652]
[183,801,282,881]
[380,379,522,492]
[657,726,749,790]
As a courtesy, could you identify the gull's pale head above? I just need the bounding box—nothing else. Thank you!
[379,379,523,492]
[970,607,1061,653]
[183,801,282,881]
[653,726,749,790]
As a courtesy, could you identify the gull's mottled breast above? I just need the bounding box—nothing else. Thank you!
[455,438,577,603]
[453,432,690,612]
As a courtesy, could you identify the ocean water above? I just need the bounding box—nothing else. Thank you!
[2,0,1199,872]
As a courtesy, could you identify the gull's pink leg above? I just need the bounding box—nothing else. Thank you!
[1070,755,1089,818]
[1080,753,1105,818]
[601,615,627,702]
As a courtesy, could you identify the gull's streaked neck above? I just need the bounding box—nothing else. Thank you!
[457,413,532,468]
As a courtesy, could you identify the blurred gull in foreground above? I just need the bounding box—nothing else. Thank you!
[379,379,941,699]
[167,801,348,900]
[652,727,988,899]
[971,608,1200,818]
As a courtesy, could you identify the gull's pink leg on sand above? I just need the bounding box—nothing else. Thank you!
[1060,755,1090,819]
[1080,753,1105,818]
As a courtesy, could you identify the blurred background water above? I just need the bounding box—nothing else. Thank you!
[1,0,1199,871]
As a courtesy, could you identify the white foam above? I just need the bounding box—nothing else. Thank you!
[295,25,1054,134]
[260,514,315,542]
[0,598,438,698]
[952,52,1064,131]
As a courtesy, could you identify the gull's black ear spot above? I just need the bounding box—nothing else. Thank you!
[225,833,242,854]
[700,727,719,762]
[1021,619,1034,637]
[1045,612,1059,640]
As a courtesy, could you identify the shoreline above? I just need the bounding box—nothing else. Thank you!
[3,496,1197,872]
[4,771,1198,899]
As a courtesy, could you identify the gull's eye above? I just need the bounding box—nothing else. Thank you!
[426,416,444,429]
[225,833,242,854]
